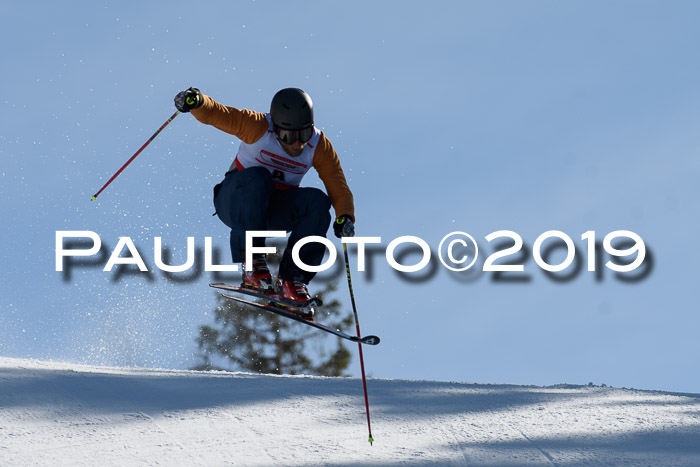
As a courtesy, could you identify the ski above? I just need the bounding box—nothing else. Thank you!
[210,282,322,310]
[215,291,380,346]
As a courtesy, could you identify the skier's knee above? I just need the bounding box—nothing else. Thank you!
[305,188,331,211]
[306,189,332,232]
[236,166,273,191]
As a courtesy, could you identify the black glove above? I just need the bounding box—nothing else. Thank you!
[174,87,203,112]
[333,214,355,238]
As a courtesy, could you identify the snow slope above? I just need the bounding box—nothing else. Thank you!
[1,357,699,466]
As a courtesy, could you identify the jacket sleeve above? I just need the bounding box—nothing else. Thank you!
[313,133,355,222]
[190,94,268,144]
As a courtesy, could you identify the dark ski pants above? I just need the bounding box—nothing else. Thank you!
[213,166,332,284]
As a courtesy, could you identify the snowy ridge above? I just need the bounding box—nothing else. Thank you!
[1,357,699,466]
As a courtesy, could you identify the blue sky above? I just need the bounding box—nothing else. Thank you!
[2,1,699,392]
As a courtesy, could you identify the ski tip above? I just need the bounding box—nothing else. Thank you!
[360,335,380,346]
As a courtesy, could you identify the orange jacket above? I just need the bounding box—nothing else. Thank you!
[192,94,355,221]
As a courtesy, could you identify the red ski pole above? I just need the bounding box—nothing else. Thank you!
[91,110,180,201]
[342,242,375,445]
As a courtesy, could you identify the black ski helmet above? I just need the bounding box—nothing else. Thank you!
[270,88,314,130]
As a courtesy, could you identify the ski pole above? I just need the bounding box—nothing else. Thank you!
[342,242,375,445]
[91,110,180,201]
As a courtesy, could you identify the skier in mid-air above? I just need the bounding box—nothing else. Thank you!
[174,87,355,306]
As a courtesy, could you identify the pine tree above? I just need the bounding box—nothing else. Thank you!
[193,253,353,376]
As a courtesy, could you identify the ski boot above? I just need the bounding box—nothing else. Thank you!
[277,279,315,320]
[241,256,274,293]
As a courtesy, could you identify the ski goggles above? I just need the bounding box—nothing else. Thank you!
[274,125,314,144]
